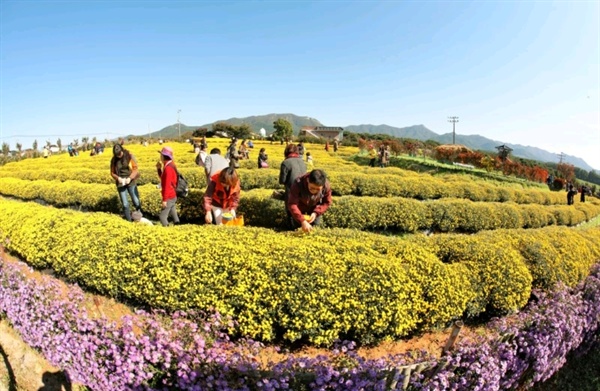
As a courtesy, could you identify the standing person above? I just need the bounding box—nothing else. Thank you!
[203,167,241,225]
[566,182,575,205]
[226,137,240,168]
[279,144,307,199]
[580,185,587,203]
[110,144,141,222]
[239,140,250,160]
[306,152,314,169]
[195,144,208,167]
[258,148,269,168]
[381,145,390,168]
[286,169,333,233]
[325,141,329,152]
[368,145,377,167]
[43,146,50,158]
[279,144,307,227]
[297,141,305,158]
[200,136,208,151]
[204,148,229,180]
[333,139,339,152]
[156,146,180,227]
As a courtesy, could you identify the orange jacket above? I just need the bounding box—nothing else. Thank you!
[203,173,241,211]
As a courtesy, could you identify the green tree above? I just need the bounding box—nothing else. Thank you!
[56,138,62,151]
[33,139,38,151]
[1,142,9,155]
[16,143,22,154]
[212,122,235,137]
[232,123,253,140]
[192,128,208,138]
[273,118,293,142]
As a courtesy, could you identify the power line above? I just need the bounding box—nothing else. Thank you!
[447,116,459,144]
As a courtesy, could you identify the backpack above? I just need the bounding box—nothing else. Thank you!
[174,168,189,198]
[196,150,207,167]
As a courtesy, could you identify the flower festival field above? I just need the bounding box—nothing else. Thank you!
[0,140,599,390]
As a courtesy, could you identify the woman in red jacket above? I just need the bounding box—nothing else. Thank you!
[156,146,180,227]
[203,167,241,225]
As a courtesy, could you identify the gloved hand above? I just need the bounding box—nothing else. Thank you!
[118,177,126,186]
[125,177,131,185]
[230,209,236,218]
[205,212,213,224]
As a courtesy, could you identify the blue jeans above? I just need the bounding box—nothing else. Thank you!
[117,183,141,221]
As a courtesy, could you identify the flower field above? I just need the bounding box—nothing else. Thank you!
[1,140,599,390]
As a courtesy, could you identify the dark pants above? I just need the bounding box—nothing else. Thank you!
[567,191,576,205]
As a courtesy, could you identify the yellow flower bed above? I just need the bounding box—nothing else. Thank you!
[0,141,570,205]
[2,178,599,233]
[1,198,599,345]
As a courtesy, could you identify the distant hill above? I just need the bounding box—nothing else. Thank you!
[344,124,594,171]
[344,124,439,141]
[130,114,595,171]
[142,114,324,140]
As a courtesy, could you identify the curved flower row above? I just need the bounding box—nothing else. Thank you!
[1,178,598,233]
[1,257,599,390]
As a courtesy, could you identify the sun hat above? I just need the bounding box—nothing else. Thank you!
[158,146,174,159]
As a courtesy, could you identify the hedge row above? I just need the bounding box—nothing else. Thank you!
[1,178,599,233]
[0,164,569,204]
[1,198,599,345]
[2,256,599,390]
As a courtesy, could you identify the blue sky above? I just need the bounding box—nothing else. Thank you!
[1,1,599,169]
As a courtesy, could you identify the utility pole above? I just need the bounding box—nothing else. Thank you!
[448,116,459,144]
[177,109,181,140]
[557,152,565,164]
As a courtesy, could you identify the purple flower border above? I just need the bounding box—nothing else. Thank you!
[1,257,599,390]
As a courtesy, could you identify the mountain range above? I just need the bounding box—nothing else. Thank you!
[140,113,595,171]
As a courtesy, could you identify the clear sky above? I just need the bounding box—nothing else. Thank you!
[1,0,599,169]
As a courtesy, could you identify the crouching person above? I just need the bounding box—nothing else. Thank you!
[286,169,332,233]
[203,167,241,225]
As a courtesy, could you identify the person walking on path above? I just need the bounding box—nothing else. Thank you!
[110,143,141,222]
[156,146,180,226]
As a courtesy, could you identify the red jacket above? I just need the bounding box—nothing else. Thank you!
[159,161,177,202]
[203,173,241,211]
[287,173,332,224]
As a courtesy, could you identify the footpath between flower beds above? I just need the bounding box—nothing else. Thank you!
[1,251,599,390]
